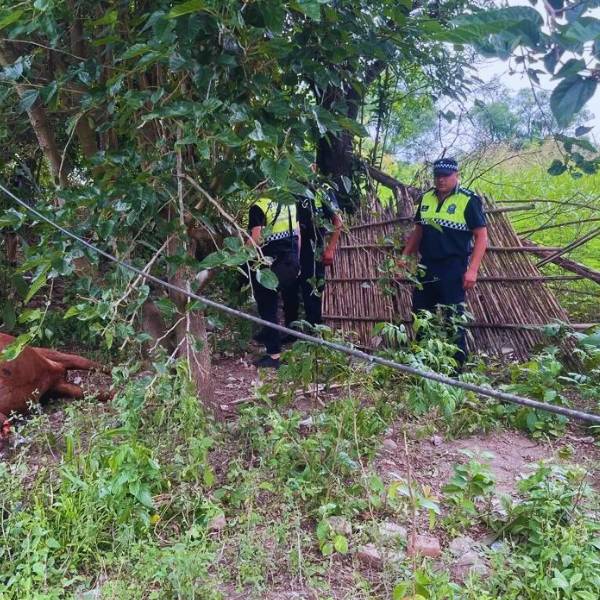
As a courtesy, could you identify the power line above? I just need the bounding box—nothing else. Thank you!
[1,181,599,425]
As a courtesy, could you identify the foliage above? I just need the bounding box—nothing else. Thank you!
[477,464,600,600]
[503,348,569,437]
[0,364,220,598]
[442,450,496,530]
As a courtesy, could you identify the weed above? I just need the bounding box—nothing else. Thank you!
[442,450,496,531]
[503,348,569,437]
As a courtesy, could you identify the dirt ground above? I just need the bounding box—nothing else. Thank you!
[2,350,600,600]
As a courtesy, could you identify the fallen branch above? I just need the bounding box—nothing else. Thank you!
[520,238,600,285]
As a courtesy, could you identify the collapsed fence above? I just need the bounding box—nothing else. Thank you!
[1,181,600,426]
[324,166,599,361]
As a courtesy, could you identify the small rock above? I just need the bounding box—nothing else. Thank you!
[385,549,405,564]
[383,438,398,451]
[208,514,226,532]
[490,541,505,552]
[76,588,101,600]
[73,375,83,385]
[299,416,314,428]
[452,551,489,582]
[448,535,477,557]
[328,516,352,536]
[357,544,383,569]
[385,470,405,482]
[378,521,408,542]
[431,435,443,447]
[408,534,441,558]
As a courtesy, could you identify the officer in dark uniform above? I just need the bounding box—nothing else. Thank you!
[401,158,488,368]
[296,167,343,326]
[248,195,300,369]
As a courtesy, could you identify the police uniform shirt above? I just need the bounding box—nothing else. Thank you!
[297,189,339,249]
[248,202,298,257]
[415,186,486,263]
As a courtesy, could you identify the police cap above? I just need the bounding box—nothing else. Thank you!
[433,158,458,176]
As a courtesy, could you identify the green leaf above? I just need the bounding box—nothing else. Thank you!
[167,0,210,19]
[24,265,50,303]
[261,157,290,186]
[91,9,118,27]
[550,76,597,128]
[120,43,151,61]
[553,58,585,80]
[133,486,154,508]
[547,159,567,176]
[197,250,227,269]
[560,16,600,44]
[203,466,215,487]
[333,534,348,554]
[393,583,410,600]
[337,115,368,137]
[291,0,323,22]
[321,541,333,556]
[316,519,329,541]
[0,208,23,229]
[0,9,24,30]
[443,7,541,42]
[256,268,279,291]
[1,332,32,361]
[19,89,39,113]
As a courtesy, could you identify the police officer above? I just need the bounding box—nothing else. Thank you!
[248,194,300,369]
[401,158,488,368]
[296,166,343,326]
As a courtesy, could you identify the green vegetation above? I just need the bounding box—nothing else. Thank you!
[0,0,599,597]
[2,321,599,598]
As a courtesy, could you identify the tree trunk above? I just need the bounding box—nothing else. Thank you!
[167,236,217,416]
[0,44,67,187]
[166,132,218,417]
[315,62,386,211]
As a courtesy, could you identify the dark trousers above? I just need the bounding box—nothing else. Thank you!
[299,245,326,326]
[412,258,468,367]
[251,253,299,355]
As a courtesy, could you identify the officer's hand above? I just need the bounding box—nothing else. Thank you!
[322,248,335,266]
[463,269,478,290]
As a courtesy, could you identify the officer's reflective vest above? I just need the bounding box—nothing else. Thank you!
[418,187,472,231]
[254,197,298,243]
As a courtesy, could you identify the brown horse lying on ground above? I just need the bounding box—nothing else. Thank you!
[0,333,110,435]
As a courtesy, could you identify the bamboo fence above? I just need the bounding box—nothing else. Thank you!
[322,188,574,361]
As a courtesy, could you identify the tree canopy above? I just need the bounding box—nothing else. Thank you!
[0,0,598,403]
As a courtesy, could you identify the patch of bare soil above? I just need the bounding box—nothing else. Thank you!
[211,351,261,409]
[376,427,600,499]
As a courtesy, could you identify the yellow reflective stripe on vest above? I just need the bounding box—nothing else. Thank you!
[418,189,470,231]
[254,197,297,242]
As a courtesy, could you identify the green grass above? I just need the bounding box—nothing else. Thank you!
[1,323,599,599]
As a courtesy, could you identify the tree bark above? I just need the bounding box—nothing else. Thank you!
[167,132,218,417]
[315,61,386,210]
[167,235,218,417]
[0,43,67,187]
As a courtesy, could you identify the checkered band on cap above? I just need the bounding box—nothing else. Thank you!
[433,159,458,173]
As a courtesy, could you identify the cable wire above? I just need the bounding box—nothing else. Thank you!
[1,182,599,425]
